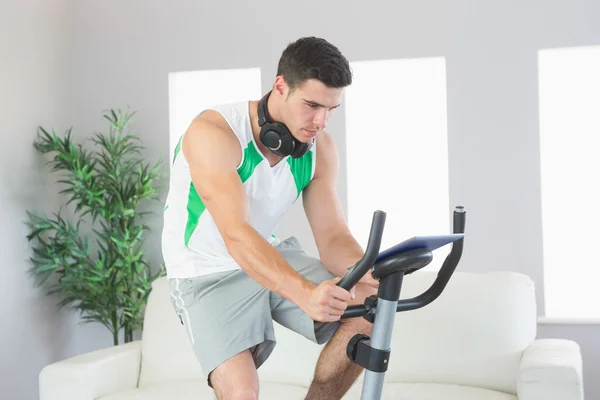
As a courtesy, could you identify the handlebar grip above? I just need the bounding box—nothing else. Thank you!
[337,210,386,291]
[453,206,466,234]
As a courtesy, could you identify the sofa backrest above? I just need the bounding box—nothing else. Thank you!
[138,270,536,395]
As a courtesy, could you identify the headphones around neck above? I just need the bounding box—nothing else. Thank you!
[258,90,313,158]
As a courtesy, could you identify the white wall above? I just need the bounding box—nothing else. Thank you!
[0,1,74,399]
[3,0,599,399]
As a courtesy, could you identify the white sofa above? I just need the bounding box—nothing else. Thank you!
[39,270,584,400]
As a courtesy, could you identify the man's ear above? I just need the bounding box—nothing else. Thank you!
[273,75,288,97]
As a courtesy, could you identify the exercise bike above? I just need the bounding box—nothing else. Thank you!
[336,206,466,400]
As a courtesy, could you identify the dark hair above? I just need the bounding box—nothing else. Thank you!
[276,37,352,91]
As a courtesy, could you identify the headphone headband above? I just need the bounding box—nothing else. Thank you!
[257,91,270,127]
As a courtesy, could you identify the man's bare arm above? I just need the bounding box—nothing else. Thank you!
[302,132,365,277]
[181,115,317,304]
[303,132,379,289]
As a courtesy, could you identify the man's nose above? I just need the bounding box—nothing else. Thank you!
[313,108,329,130]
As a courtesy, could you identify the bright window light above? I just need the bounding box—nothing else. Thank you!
[167,67,262,165]
[538,46,600,319]
[344,57,451,270]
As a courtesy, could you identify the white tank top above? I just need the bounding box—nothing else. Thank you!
[161,101,317,279]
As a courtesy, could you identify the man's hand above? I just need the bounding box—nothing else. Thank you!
[359,269,379,289]
[301,277,355,322]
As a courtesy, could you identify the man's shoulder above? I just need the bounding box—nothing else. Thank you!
[310,131,338,181]
[182,114,228,149]
[194,109,230,132]
[315,130,335,149]
[182,111,242,164]
[314,130,338,163]
[193,100,252,136]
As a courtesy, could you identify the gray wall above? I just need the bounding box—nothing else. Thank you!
[2,0,599,399]
[1,1,75,400]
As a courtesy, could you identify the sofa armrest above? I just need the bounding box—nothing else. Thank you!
[517,338,584,400]
[39,340,142,400]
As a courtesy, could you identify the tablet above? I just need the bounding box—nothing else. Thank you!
[375,234,464,263]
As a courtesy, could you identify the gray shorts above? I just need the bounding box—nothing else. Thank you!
[168,236,340,387]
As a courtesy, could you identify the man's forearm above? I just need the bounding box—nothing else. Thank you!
[319,231,365,277]
[224,224,316,304]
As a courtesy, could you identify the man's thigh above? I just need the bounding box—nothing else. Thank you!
[169,269,277,386]
[270,236,341,344]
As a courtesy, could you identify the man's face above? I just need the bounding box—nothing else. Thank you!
[281,79,343,143]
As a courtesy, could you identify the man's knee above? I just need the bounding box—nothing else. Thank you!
[214,382,259,400]
[219,389,258,400]
[336,283,376,334]
[351,282,378,305]
[340,314,373,335]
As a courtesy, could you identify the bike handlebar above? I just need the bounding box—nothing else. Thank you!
[394,206,465,312]
[337,206,466,317]
[336,210,387,291]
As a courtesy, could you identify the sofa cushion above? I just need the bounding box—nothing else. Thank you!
[344,381,518,399]
[99,379,307,400]
[99,380,214,400]
[98,379,516,400]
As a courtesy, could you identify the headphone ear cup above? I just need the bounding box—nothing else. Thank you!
[260,122,295,157]
[260,128,280,149]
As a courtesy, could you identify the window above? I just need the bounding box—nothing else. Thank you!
[538,46,600,319]
[167,67,262,165]
[344,57,451,270]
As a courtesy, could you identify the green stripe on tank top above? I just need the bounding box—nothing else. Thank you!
[184,142,264,247]
[287,150,314,199]
[173,135,183,165]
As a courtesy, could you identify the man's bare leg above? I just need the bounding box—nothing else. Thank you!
[305,283,377,400]
[210,349,259,400]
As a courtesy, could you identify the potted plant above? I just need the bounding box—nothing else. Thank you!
[25,108,165,345]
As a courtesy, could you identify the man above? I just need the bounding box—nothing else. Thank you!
[162,36,378,400]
